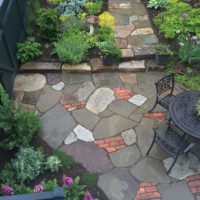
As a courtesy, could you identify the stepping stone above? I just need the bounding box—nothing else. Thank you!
[119,73,137,85]
[52,82,65,91]
[115,38,128,48]
[98,168,139,200]
[129,94,147,106]
[46,73,61,85]
[99,109,114,118]
[20,62,61,72]
[129,113,143,123]
[76,81,95,101]
[130,157,171,184]
[121,129,137,145]
[59,141,113,173]
[64,132,77,145]
[86,87,115,114]
[114,24,135,38]
[108,100,137,117]
[132,44,156,57]
[73,124,94,142]
[62,63,91,73]
[109,145,141,167]
[93,114,137,139]
[131,28,154,35]
[36,85,62,113]
[14,74,46,92]
[62,73,91,85]
[158,181,194,200]
[142,34,158,45]
[121,49,134,58]
[22,90,41,105]
[40,104,76,149]
[90,58,116,72]
[72,109,100,131]
[118,60,145,72]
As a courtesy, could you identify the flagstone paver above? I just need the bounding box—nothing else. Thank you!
[129,94,147,106]
[121,129,137,145]
[52,82,65,91]
[119,73,137,85]
[46,73,61,85]
[62,63,91,73]
[22,90,41,105]
[118,60,145,72]
[62,73,91,85]
[64,132,77,145]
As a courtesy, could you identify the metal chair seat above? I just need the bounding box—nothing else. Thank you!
[159,94,175,110]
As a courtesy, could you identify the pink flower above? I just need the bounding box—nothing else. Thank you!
[34,184,44,192]
[191,36,198,41]
[84,191,93,200]
[1,184,13,195]
[63,176,73,187]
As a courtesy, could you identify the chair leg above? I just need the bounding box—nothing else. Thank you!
[146,130,156,156]
[167,154,179,175]
[148,100,158,113]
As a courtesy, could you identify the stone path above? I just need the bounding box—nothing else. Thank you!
[13,70,200,200]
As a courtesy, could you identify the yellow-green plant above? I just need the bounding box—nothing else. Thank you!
[196,100,200,117]
[99,12,115,28]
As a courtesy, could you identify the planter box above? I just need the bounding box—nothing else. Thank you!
[155,54,169,66]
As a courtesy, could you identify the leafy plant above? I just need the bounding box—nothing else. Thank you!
[0,85,41,150]
[47,0,65,4]
[178,34,200,64]
[97,25,115,42]
[17,41,42,63]
[148,0,168,9]
[85,0,103,15]
[41,179,58,191]
[36,8,60,42]
[196,100,200,117]
[0,163,16,186]
[11,147,45,184]
[12,184,32,195]
[99,12,115,28]
[155,43,173,55]
[81,172,99,187]
[45,155,62,172]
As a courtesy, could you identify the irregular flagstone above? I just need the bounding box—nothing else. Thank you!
[52,82,65,91]
[46,73,61,85]
[109,145,141,167]
[108,100,137,117]
[62,63,91,73]
[76,81,95,101]
[121,49,134,58]
[86,87,115,114]
[130,3,147,16]
[115,38,128,48]
[142,34,158,45]
[131,28,154,35]
[128,94,147,106]
[64,132,77,145]
[114,24,135,38]
[132,44,156,57]
[22,90,41,105]
[118,60,145,72]
[59,141,113,173]
[72,109,100,131]
[98,168,139,200]
[130,157,172,184]
[93,114,137,139]
[14,74,46,92]
[129,113,143,123]
[158,182,195,200]
[73,124,94,142]
[98,109,114,118]
[36,85,62,113]
[121,129,137,145]
[119,73,137,85]
[40,104,76,149]
[62,73,91,85]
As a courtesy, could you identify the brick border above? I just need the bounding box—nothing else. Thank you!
[113,87,134,101]
[64,101,87,111]
[144,112,166,122]
[186,174,200,194]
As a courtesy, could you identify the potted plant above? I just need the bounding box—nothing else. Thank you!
[155,43,173,65]
[98,40,121,65]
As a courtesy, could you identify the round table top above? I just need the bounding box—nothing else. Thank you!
[169,90,200,139]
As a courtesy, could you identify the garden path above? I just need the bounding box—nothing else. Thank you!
[13,70,200,200]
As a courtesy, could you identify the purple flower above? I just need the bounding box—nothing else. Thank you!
[1,184,14,196]
[182,13,188,19]
[63,176,73,187]
[84,192,93,200]
[185,0,191,2]
[34,184,44,192]
[191,36,198,41]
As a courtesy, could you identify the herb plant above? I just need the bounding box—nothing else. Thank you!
[148,0,168,9]
[41,179,58,191]
[97,25,115,42]
[45,155,62,172]
[85,0,103,15]
[17,41,42,63]
[155,43,173,55]
[196,100,200,117]
[99,12,115,28]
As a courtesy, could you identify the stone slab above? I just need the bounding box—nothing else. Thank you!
[98,168,139,200]
[46,73,61,85]
[93,114,137,139]
[62,73,91,85]
[64,132,77,145]
[52,82,65,91]
[118,60,145,72]
[62,63,91,73]
[121,129,137,145]
[59,141,113,173]
[129,113,143,123]
[98,109,114,118]
[40,104,76,149]
[115,24,135,38]
[131,28,154,35]
[22,90,41,105]
[128,94,147,106]
[115,38,128,48]
[121,49,134,58]
[132,44,156,58]
[90,58,116,72]
[119,73,137,85]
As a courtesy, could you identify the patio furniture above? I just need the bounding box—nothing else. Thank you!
[149,74,175,112]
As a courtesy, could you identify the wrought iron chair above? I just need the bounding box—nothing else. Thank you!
[146,121,193,174]
[149,74,175,112]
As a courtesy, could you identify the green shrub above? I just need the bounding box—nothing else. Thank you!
[12,184,32,195]
[0,163,16,186]
[148,0,168,9]
[41,179,58,191]
[36,8,60,42]
[11,147,45,184]
[0,85,41,150]
[45,155,62,172]
[85,0,103,15]
[81,172,99,187]
[17,41,42,63]
[154,2,200,38]
[97,25,115,42]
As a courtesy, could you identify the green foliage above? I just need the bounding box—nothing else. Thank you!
[196,100,200,117]
[97,25,115,42]
[17,41,42,63]
[0,163,16,186]
[11,147,45,184]
[0,85,41,150]
[64,176,85,200]
[155,43,173,55]
[47,0,65,4]
[12,184,32,195]
[154,2,200,38]
[36,8,60,42]
[85,0,103,15]
[41,179,58,191]
[178,34,200,64]
[45,155,62,173]
[148,0,168,9]
[81,172,99,187]
[53,150,76,168]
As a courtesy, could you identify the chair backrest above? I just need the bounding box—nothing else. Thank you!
[155,74,174,96]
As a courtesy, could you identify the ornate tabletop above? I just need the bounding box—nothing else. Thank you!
[169,90,200,139]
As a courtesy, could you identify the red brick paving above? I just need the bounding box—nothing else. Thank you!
[186,174,200,194]
[94,136,126,152]
[134,182,161,200]
[144,112,166,122]
[64,101,87,111]
[113,87,134,101]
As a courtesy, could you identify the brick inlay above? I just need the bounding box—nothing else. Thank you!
[144,112,166,122]
[186,174,200,194]
[113,87,134,101]
[94,136,126,153]
[64,101,87,111]
[134,182,161,200]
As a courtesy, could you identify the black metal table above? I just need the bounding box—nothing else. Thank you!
[169,90,200,139]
